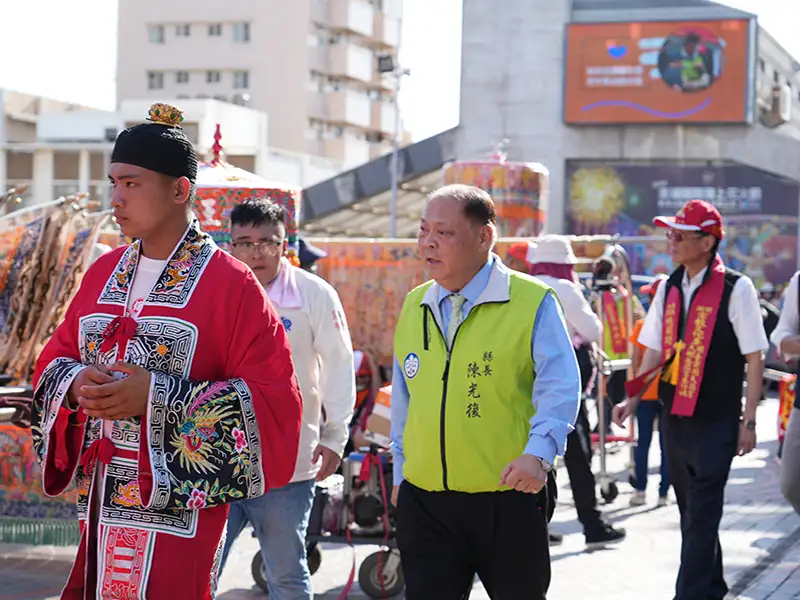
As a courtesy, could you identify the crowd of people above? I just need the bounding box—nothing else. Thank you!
[27,102,800,600]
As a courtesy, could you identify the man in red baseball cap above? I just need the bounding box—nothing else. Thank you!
[615,199,767,600]
[505,241,536,273]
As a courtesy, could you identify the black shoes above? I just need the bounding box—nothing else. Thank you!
[585,523,626,549]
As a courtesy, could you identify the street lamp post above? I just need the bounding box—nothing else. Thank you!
[378,54,410,238]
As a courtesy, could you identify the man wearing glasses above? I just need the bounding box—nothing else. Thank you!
[219,199,356,600]
[615,199,766,600]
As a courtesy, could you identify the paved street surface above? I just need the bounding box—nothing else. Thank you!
[3,394,799,599]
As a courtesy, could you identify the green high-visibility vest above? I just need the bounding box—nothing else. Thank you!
[394,271,551,493]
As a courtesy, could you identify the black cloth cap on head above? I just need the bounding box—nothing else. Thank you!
[299,237,327,266]
[111,103,197,183]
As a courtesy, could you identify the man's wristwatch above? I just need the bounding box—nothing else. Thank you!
[535,456,554,472]
[743,418,756,431]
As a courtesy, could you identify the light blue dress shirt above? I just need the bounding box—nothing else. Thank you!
[390,257,581,486]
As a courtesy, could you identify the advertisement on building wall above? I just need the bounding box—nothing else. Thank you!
[565,161,800,287]
[563,19,755,124]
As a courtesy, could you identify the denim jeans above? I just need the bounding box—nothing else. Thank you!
[219,479,316,600]
[634,400,670,497]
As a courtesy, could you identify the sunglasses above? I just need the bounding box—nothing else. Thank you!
[665,229,709,243]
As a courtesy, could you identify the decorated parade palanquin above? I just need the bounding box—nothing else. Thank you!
[0,197,110,542]
[442,158,549,237]
[193,126,302,265]
[313,238,523,368]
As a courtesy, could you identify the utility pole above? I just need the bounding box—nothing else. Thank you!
[377,54,410,238]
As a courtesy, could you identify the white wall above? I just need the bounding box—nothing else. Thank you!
[120,98,269,154]
[37,110,125,142]
[263,148,343,188]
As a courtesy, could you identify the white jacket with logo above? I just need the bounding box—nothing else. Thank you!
[273,266,356,483]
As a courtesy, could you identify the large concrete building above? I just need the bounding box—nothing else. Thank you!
[116,0,404,168]
[458,0,800,234]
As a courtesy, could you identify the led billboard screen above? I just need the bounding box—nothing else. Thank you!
[564,19,755,124]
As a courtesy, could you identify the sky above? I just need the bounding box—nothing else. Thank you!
[0,1,794,143]
[0,0,462,142]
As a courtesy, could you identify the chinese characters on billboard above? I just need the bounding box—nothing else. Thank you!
[564,19,755,124]
[565,162,800,287]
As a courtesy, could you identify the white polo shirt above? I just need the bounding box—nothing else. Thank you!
[771,270,800,357]
[638,265,768,356]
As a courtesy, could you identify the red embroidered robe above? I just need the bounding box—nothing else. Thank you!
[30,222,303,599]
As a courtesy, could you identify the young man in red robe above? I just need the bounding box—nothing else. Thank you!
[615,199,767,600]
[30,102,303,599]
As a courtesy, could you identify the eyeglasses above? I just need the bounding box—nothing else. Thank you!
[231,240,284,255]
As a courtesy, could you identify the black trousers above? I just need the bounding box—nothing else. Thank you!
[396,481,550,600]
[563,397,603,531]
[661,414,738,600]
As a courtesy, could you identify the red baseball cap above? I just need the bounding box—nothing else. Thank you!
[639,273,668,298]
[653,199,724,240]
[507,242,536,265]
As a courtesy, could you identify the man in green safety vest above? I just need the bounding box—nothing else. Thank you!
[390,184,581,600]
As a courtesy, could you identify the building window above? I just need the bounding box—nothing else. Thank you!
[175,24,191,37]
[208,23,222,36]
[759,59,765,72]
[233,70,250,89]
[207,70,221,83]
[176,71,190,84]
[233,22,251,43]
[774,70,780,84]
[148,25,164,44]
[148,72,164,90]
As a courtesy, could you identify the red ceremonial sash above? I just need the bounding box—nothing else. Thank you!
[660,255,726,416]
[624,257,725,414]
[603,291,627,355]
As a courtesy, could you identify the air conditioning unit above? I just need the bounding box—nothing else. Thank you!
[232,93,250,106]
[759,83,792,128]
[214,94,228,103]
[779,83,793,122]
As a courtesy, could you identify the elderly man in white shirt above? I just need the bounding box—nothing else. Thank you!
[220,199,356,600]
[527,235,626,548]
[770,270,800,515]
[615,199,766,600]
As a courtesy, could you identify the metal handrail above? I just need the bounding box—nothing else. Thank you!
[0,407,17,423]
[765,368,792,382]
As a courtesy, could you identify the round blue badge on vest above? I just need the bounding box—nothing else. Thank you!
[404,353,420,379]
[281,317,292,332]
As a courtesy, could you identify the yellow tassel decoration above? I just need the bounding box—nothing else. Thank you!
[662,340,685,385]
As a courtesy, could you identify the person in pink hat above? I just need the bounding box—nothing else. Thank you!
[614,199,767,600]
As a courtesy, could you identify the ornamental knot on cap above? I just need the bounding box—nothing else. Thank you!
[147,103,185,127]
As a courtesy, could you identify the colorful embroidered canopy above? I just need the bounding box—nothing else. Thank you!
[442,158,548,237]
[193,125,302,263]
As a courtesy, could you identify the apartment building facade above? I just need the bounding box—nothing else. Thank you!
[116,0,404,168]
[0,91,341,207]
